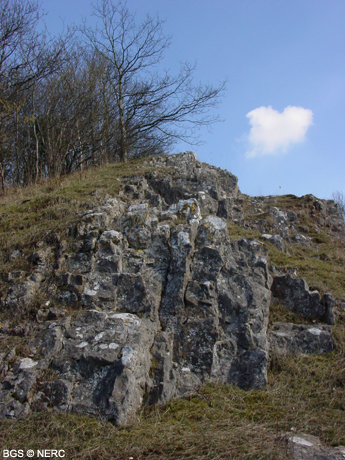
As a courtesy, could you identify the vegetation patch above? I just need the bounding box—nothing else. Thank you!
[0,158,153,271]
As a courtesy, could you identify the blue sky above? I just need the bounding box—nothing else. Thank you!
[41,0,345,199]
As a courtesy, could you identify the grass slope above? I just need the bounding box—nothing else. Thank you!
[0,159,344,459]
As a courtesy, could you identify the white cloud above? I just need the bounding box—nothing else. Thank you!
[245,105,313,158]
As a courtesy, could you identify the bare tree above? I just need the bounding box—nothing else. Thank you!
[0,0,40,190]
[332,191,345,222]
[0,0,75,188]
[34,48,110,177]
[82,0,226,162]
[0,0,226,188]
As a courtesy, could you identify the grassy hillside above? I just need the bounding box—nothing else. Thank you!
[0,159,153,272]
[0,158,344,459]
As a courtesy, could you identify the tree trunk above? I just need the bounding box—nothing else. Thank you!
[34,120,39,182]
[32,83,39,182]
[118,81,128,163]
[120,117,128,163]
[0,162,5,194]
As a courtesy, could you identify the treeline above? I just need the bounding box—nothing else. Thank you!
[0,0,226,191]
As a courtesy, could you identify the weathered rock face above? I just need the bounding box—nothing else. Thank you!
[0,151,341,425]
[269,323,334,356]
[271,275,335,325]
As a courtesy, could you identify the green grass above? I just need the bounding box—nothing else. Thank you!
[227,223,262,241]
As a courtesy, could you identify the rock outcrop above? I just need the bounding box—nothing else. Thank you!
[269,323,334,356]
[271,275,335,324]
[285,433,345,460]
[0,151,342,425]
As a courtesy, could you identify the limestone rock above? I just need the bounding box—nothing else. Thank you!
[0,358,40,418]
[218,198,244,224]
[291,234,312,247]
[261,234,285,251]
[269,323,334,355]
[46,310,156,424]
[285,433,345,460]
[271,275,335,324]
[4,274,42,315]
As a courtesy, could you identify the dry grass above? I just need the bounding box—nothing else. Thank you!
[265,239,345,298]
[0,410,288,459]
[268,302,317,326]
[1,337,344,459]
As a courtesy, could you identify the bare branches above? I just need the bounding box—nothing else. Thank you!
[332,191,345,222]
[83,0,226,162]
[0,0,39,75]
[0,0,75,188]
[0,0,226,188]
